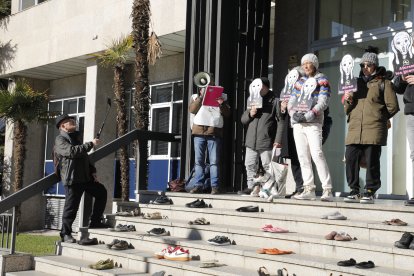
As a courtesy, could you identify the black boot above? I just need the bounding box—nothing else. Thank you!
[394,232,414,249]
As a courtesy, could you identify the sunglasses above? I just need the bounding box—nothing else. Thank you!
[360,63,374,68]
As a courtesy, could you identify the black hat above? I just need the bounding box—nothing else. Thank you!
[55,114,75,129]
[260,77,270,88]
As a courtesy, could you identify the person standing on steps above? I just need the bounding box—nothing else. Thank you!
[239,77,278,196]
[343,47,399,204]
[287,53,333,201]
[54,114,108,243]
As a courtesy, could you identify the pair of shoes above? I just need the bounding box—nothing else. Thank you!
[320,211,347,220]
[78,237,98,246]
[256,248,293,255]
[285,187,304,199]
[237,187,252,195]
[382,218,408,226]
[155,246,190,261]
[106,239,134,250]
[189,186,203,194]
[89,221,110,228]
[321,188,333,202]
[257,266,270,276]
[89,259,114,270]
[293,186,316,200]
[236,205,260,212]
[394,232,414,249]
[325,231,356,241]
[211,187,220,194]
[147,228,170,236]
[360,190,375,204]
[344,189,361,203]
[109,224,136,232]
[185,199,212,208]
[61,234,76,243]
[337,258,375,269]
[150,195,173,205]
[142,212,164,219]
[261,224,289,233]
[207,236,232,246]
[188,217,210,225]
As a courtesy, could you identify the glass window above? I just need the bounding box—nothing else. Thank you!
[171,103,182,157]
[78,98,85,113]
[151,84,172,104]
[150,107,170,155]
[173,82,184,101]
[21,0,35,10]
[316,0,411,40]
[63,99,78,114]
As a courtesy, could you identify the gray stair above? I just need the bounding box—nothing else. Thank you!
[6,272,56,276]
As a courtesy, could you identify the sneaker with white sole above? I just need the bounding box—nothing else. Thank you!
[360,191,375,204]
[293,186,316,200]
[344,191,361,203]
[321,188,333,202]
[154,246,175,259]
[163,246,190,261]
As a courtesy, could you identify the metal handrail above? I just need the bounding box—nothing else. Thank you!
[0,129,180,254]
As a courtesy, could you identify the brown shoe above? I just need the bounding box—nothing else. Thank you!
[211,187,220,195]
[324,231,337,240]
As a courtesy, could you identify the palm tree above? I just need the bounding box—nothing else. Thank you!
[0,79,49,193]
[95,35,133,201]
[131,0,151,189]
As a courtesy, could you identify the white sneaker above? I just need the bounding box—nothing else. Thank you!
[294,186,316,200]
[250,185,260,197]
[321,188,333,202]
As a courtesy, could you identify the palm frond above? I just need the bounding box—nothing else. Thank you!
[95,35,133,68]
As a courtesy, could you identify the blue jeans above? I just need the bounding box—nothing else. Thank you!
[192,136,221,189]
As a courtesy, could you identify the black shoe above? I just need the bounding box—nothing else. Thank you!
[285,188,304,199]
[337,258,356,267]
[360,190,375,204]
[150,195,173,205]
[89,221,110,228]
[236,205,259,212]
[62,234,76,243]
[78,237,98,246]
[394,232,414,249]
[147,228,170,236]
[237,188,252,195]
[404,198,414,206]
[188,199,212,208]
[355,260,375,269]
[185,199,200,207]
[207,236,231,246]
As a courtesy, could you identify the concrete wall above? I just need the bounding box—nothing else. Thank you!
[50,74,86,99]
[1,0,186,75]
[149,54,184,84]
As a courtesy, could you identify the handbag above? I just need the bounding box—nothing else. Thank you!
[267,149,288,197]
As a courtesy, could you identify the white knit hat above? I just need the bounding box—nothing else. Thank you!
[301,53,319,69]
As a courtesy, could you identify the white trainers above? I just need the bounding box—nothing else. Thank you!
[293,186,316,200]
[321,188,333,202]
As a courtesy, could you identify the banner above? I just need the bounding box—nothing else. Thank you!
[391,31,414,76]
[338,54,357,94]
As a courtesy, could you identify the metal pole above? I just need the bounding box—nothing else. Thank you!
[135,140,140,202]
[10,207,17,254]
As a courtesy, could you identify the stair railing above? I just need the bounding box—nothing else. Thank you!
[0,129,180,254]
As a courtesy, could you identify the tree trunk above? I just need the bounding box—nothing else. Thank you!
[132,0,150,190]
[114,65,130,202]
[12,119,26,192]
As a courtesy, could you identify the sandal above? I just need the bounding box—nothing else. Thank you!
[256,248,293,255]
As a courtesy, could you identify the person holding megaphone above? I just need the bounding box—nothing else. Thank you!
[186,72,231,195]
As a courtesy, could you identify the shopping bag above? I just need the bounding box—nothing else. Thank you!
[268,149,288,197]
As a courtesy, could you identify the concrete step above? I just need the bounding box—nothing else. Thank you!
[6,271,56,276]
[164,192,414,223]
[59,243,256,276]
[135,203,413,245]
[34,255,148,276]
[84,229,413,276]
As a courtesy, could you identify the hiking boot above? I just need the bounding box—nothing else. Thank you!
[112,240,129,250]
[211,187,220,195]
[360,190,375,204]
[237,188,252,195]
[394,232,414,249]
[106,239,120,249]
[293,186,316,200]
[89,259,114,270]
[147,228,170,236]
[344,190,361,203]
[207,236,231,246]
[62,234,76,243]
[321,188,333,202]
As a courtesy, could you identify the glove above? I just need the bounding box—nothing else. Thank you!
[304,111,316,122]
[292,112,306,123]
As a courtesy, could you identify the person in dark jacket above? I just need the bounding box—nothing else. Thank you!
[54,114,107,243]
[343,47,399,204]
[394,74,414,205]
[240,77,278,196]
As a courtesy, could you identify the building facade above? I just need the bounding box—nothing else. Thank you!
[0,0,413,230]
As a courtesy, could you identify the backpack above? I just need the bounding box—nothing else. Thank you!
[52,146,62,181]
[322,107,332,145]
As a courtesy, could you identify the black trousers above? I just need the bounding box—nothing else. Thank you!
[61,181,107,236]
[345,144,382,193]
[288,127,304,190]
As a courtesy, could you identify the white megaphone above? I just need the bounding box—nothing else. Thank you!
[193,72,211,88]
